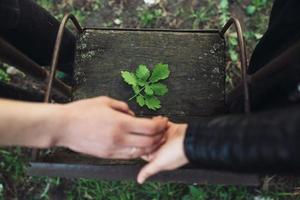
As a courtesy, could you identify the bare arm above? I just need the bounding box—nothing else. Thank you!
[0,98,64,148]
[0,97,168,159]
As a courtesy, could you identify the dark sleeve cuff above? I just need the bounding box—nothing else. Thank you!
[184,122,203,164]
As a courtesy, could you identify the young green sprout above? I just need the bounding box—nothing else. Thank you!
[121,63,170,110]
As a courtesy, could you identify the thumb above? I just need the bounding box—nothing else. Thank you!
[137,160,162,184]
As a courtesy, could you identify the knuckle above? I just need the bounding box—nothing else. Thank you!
[110,131,123,145]
[122,104,130,111]
[100,96,110,103]
[148,124,159,134]
[122,102,129,108]
[117,117,129,130]
[116,119,127,131]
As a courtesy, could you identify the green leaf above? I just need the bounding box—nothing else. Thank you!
[246,5,256,15]
[136,64,150,81]
[121,63,170,110]
[228,36,238,46]
[121,71,137,86]
[132,85,140,94]
[0,68,10,82]
[136,95,145,107]
[220,0,228,9]
[145,84,154,96]
[137,79,147,86]
[189,186,207,199]
[149,63,170,83]
[229,49,238,63]
[150,83,168,96]
[145,96,161,110]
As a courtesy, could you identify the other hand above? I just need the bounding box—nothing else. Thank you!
[137,122,189,184]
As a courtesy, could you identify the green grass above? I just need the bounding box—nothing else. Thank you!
[0,148,297,199]
[34,0,102,24]
[0,148,256,199]
[138,8,163,28]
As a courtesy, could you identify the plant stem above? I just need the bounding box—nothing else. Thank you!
[128,86,145,101]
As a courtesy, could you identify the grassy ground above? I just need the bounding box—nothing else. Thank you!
[1,0,300,199]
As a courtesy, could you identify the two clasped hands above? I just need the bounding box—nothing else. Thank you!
[60,96,189,184]
[0,96,189,184]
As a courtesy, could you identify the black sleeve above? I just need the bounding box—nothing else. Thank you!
[0,0,20,29]
[248,0,300,74]
[184,105,300,173]
[0,0,76,75]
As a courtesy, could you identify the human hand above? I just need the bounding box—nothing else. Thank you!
[55,96,168,159]
[137,123,189,184]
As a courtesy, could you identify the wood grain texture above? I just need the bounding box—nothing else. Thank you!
[29,162,260,185]
[73,29,226,118]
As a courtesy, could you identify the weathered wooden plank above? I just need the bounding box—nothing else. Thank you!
[28,162,260,186]
[31,146,260,186]
[73,29,225,118]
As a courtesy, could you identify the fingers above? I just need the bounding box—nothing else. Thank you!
[126,116,168,135]
[140,135,166,160]
[137,159,161,184]
[115,137,164,159]
[107,98,135,116]
[122,133,163,148]
[100,97,168,135]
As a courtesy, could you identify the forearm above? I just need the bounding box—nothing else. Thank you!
[184,105,300,172]
[0,97,168,161]
[0,99,64,148]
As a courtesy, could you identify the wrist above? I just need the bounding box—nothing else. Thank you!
[45,103,69,148]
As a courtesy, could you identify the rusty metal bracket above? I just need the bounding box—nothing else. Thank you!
[221,18,251,113]
[44,13,83,103]
[31,14,83,161]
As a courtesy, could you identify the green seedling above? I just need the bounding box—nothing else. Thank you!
[121,63,170,110]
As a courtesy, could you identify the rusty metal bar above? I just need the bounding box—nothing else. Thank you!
[44,13,83,102]
[31,14,83,161]
[0,37,72,96]
[221,18,251,113]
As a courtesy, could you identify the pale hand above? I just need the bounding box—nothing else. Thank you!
[137,123,189,184]
[56,96,168,159]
